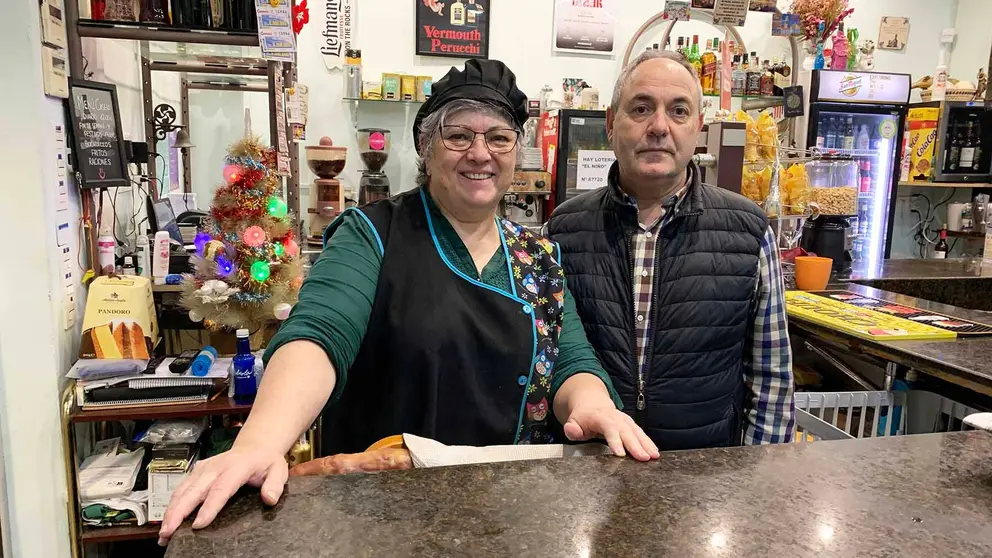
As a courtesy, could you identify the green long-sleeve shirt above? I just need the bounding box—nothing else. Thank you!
[264,192,619,408]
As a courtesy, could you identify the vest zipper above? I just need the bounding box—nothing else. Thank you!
[626,231,645,412]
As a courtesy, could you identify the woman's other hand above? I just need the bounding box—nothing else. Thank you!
[157,444,288,546]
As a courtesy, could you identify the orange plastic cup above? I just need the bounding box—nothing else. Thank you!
[794,256,833,291]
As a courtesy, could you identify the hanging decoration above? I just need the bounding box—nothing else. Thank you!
[223,164,242,184]
[292,0,309,35]
[267,196,289,219]
[251,260,272,282]
[243,226,267,247]
[273,303,293,320]
[285,238,300,257]
[273,241,286,257]
[216,255,235,276]
[194,232,212,255]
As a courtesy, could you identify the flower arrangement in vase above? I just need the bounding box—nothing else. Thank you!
[791,0,854,69]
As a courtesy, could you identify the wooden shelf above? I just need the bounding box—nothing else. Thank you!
[898,181,992,189]
[76,19,259,46]
[151,284,184,293]
[81,523,159,544]
[70,394,251,423]
[946,230,987,239]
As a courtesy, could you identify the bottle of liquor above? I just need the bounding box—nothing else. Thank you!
[700,38,718,95]
[856,124,871,151]
[972,118,984,171]
[676,36,685,56]
[664,36,671,51]
[842,116,855,150]
[712,38,722,96]
[960,120,977,171]
[934,225,949,259]
[825,117,838,149]
[869,122,882,151]
[745,53,762,96]
[450,0,466,26]
[815,116,826,149]
[759,61,775,96]
[947,122,963,172]
[689,35,702,78]
[731,54,745,96]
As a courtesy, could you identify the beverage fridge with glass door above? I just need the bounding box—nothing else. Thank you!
[806,70,911,268]
[539,109,612,213]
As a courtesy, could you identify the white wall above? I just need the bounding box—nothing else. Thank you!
[0,1,79,556]
[950,0,992,84]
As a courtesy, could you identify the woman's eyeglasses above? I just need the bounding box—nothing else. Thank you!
[440,125,519,154]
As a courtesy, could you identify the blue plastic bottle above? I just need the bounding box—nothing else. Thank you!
[232,329,257,403]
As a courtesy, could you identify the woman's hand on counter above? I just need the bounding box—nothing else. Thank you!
[157,443,288,546]
[553,373,660,462]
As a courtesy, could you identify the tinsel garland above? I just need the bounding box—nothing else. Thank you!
[231,291,272,303]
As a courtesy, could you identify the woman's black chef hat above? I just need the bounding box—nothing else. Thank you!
[413,59,529,154]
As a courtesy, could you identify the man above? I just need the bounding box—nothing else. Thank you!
[546,50,795,450]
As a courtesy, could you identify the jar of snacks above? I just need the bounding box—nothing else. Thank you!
[806,157,858,216]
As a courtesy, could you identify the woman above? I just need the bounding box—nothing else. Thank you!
[158,59,657,545]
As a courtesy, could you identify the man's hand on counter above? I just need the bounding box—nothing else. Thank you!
[553,373,660,462]
[157,443,289,546]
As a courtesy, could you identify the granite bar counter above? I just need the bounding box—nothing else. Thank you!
[165,431,992,557]
[841,258,992,311]
[789,283,992,395]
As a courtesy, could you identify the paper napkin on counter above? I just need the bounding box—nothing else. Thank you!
[402,434,611,468]
[965,413,992,432]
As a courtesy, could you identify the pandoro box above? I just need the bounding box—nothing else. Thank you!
[79,276,159,359]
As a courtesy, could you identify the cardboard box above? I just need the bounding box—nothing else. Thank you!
[416,76,433,102]
[381,73,402,101]
[907,107,940,182]
[79,276,159,359]
[400,75,417,102]
[148,456,197,522]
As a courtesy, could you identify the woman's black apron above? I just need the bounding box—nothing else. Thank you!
[320,188,566,454]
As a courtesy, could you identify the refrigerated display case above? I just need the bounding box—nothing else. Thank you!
[539,109,612,211]
[806,70,911,268]
[905,100,992,183]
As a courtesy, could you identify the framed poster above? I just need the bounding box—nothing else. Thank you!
[66,80,129,189]
[552,0,619,57]
[878,17,910,51]
[416,0,489,59]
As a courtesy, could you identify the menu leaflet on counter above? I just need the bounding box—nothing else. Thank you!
[66,80,129,189]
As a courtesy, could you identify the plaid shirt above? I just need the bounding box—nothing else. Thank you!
[625,178,795,445]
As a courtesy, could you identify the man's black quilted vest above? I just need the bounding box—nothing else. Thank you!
[546,161,768,450]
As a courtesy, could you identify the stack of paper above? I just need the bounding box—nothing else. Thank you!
[78,446,145,500]
[73,357,232,408]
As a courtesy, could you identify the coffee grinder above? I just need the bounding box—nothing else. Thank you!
[304,137,347,243]
[357,128,391,204]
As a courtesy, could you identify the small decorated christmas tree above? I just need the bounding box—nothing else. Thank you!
[182,137,303,338]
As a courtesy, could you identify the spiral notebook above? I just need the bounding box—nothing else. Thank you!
[81,395,209,409]
[75,357,231,408]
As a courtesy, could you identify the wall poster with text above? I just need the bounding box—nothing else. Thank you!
[553,0,618,57]
[416,0,490,59]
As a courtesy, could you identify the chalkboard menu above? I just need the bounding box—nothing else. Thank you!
[67,80,129,189]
